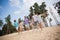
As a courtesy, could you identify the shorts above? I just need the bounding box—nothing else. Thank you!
[38,19,43,23]
[25,24,30,28]
[16,27,18,30]
[34,21,38,26]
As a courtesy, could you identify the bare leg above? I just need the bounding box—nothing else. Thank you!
[18,27,23,34]
[20,27,23,32]
[18,27,20,34]
[31,24,34,29]
[39,22,43,31]
[26,27,30,31]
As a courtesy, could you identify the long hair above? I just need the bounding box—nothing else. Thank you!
[18,19,21,24]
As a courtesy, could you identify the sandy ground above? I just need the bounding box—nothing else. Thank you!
[0,26,60,40]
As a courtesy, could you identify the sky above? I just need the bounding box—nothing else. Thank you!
[0,0,60,24]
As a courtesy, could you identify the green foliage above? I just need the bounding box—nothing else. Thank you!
[29,6,34,19]
[39,2,46,14]
[30,6,33,14]
[2,24,8,35]
[33,2,40,13]
[0,20,3,27]
[29,2,47,19]
[0,30,2,36]
[2,15,17,35]
[5,15,11,25]
[55,1,60,15]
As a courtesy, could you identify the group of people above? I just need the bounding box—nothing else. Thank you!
[14,12,44,33]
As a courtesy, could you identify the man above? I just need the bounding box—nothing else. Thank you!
[14,20,18,31]
[32,13,38,29]
[24,16,30,30]
[37,13,44,30]
[18,20,24,33]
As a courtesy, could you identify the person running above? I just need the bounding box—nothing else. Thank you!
[24,16,30,31]
[18,19,24,33]
[32,12,38,29]
[14,20,18,31]
[29,18,34,29]
[37,13,44,30]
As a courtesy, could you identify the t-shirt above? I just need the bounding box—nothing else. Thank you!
[14,22,18,27]
[24,18,29,25]
[32,15,38,22]
[38,15,43,23]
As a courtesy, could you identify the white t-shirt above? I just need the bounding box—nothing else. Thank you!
[32,15,38,22]
[38,15,43,23]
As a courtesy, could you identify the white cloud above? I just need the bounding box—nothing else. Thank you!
[9,0,60,13]
[14,10,21,15]
[21,0,44,15]
[9,0,21,8]
[9,0,60,20]
[22,0,60,13]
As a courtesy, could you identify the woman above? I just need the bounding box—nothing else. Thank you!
[29,18,34,29]
[37,13,44,30]
[18,19,24,33]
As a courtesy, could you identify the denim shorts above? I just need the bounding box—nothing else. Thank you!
[34,21,38,26]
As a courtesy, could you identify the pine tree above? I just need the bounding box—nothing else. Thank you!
[33,2,40,13]
[2,15,17,34]
[0,20,3,27]
[29,6,34,19]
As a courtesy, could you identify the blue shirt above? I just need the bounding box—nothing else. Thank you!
[14,22,18,28]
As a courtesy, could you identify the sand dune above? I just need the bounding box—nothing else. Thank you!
[0,26,60,40]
